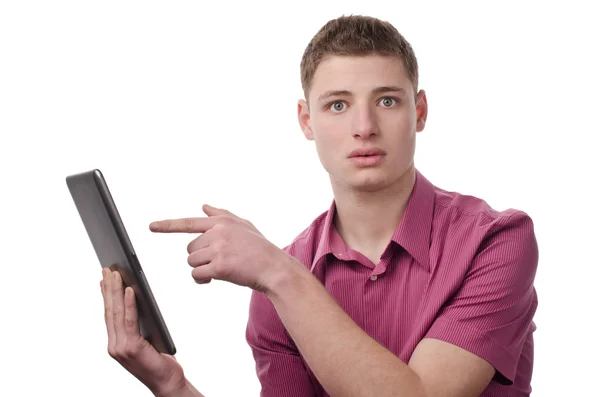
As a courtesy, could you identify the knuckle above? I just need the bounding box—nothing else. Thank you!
[191,268,203,283]
[107,346,118,359]
[212,239,226,254]
[212,262,226,279]
[219,224,232,237]
[114,347,125,360]
[220,215,234,225]
[125,316,136,328]
[184,218,195,231]
[113,342,132,360]
[122,347,135,359]
[122,341,140,359]
[213,250,226,269]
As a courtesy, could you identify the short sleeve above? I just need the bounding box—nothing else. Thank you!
[245,289,319,396]
[424,211,539,385]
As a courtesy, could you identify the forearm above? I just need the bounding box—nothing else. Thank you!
[154,379,205,397]
[265,257,426,397]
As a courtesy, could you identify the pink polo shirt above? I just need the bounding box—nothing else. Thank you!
[246,169,538,396]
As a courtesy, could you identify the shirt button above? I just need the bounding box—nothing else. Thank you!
[370,275,378,281]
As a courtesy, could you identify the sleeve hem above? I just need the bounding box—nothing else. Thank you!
[424,316,517,385]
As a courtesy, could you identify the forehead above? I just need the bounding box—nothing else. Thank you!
[310,54,412,98]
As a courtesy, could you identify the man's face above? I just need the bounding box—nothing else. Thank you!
[298,54,427,193]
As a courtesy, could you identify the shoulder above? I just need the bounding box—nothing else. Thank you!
[430,185,538,276]
[432,185,536,236]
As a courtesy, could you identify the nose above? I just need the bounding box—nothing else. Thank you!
[352,104,380,139]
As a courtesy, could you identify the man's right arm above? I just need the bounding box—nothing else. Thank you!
[161,273,319,397]
[246,289,319,396]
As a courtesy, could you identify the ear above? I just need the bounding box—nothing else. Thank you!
[415,89,428,132]
[297,99,314,141]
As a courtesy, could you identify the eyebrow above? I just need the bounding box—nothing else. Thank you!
[317,86,407,101]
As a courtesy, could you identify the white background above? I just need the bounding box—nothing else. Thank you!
[1,1,598,396]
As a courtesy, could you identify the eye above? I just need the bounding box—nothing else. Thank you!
[379,97,398,107]
[329,101,346,112]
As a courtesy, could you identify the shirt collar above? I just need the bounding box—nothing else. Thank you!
[311,199,337,272]
[310,168,436,272]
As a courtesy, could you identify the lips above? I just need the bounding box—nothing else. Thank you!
[348,148,387,158]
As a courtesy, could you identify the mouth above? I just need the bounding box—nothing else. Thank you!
[348,148,386,167]
[348,148,387,158]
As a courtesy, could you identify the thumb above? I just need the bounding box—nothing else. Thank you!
[202,204,231,216]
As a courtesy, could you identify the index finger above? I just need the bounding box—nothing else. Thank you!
[149,217,217,233]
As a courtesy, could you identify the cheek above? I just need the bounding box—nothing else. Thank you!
[311,126,346,169]
[312,116,343,147]
[396,133,416,164]
[382,117,416,155]
[313,133,338,161]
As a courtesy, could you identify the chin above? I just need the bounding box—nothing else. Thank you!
[346,174,393,192]
[328,163,408,193]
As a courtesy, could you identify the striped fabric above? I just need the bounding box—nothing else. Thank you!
[246,169,538,397]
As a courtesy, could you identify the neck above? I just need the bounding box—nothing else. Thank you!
[331,165,416,261]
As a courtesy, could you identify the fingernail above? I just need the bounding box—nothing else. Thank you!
[149,222,158,230]
[112,272,118,281]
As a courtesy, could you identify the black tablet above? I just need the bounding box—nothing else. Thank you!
[66,169,176,355]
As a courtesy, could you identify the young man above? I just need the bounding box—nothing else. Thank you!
[100,15,538,397]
